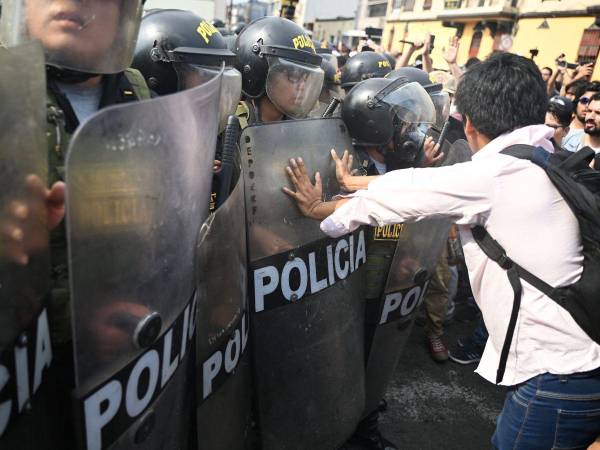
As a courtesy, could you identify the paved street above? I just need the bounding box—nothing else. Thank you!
[379,300,507,450]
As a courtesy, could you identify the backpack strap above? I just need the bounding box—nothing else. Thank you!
[471,224,559,384]
[560,146,595,171]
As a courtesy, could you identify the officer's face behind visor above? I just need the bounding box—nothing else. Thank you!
[0,0,143,74]
[382,82,436,163]
[266,57,324,119]
[175,64,243,131]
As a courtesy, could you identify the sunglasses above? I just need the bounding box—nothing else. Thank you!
[545,123,566,130]
[579,96,591,105]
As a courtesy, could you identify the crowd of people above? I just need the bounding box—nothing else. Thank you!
[1,2,600,450]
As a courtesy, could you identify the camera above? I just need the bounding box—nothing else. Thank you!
[557,60,579,70]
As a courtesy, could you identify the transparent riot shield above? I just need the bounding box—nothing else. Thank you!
[0,42,63,449]
[241,118,366,450]
[363,140,473,414]
[66,73,222,450]
[194,162,251,450]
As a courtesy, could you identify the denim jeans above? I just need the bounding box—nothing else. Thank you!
[492,366,600,450]
[471,317,489,348]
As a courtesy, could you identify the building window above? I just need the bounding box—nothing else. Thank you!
[403,0,415,11]
[393,0,403,8]
[368,3,387,16]
[577,28,600,68]
[423,0,432,9]
[469,30,482,58]
[444,0,462,9]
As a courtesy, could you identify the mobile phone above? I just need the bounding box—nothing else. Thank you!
[429,35,435,54]
[566,62,578,70]
[436,120,450,147]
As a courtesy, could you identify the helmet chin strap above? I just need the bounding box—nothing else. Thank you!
[46,65,100,83]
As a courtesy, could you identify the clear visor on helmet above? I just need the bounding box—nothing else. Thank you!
[0,0,143,74]
[430,91,450,129]
[379,81,436,125]
[175,63,242,131]
[265,56,324,119]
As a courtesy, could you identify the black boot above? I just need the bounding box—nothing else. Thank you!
[341,409,398,450]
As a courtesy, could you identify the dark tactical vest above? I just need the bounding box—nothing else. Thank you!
[357,152,405,300]
[47,69,151,344]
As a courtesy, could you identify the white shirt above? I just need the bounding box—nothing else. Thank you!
[321,125,600,385]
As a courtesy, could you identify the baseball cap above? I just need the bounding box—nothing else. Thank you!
[548,96,574,127]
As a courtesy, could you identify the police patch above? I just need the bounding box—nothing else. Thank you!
[373,223,405,241]
[251,229,367,313]
[197,20,219,44]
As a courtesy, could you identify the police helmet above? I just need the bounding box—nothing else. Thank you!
[342,77,435,167]
[316,46,340,87]
[132,9,242,130]
[340,52,392,91]
[231,22,247,35]
[212,18,226,28]
[133,9,236,95]
[386,67,450,128]
[235,16,324,119]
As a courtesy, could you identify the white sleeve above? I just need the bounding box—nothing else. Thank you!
[320,161,494,238]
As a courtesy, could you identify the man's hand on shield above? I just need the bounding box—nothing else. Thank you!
[331,150,378,192]
[283,157,339,220]
[331,149,355,191]
[1,176,65,265]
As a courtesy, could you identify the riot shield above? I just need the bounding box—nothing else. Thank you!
[194,161,251,450]
[363,139,473,415]
[66,73,222,450]
[0,42,63,449]
[241,118,366,450]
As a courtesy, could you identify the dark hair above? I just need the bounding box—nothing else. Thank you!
[542,66,553,75]
[584,81,600,95]
[547,104,572,127]
[465,57,481,69]
[591,92,600,104]
[566,78,587,95]
[573,79,600,103]
[455,52,547,140]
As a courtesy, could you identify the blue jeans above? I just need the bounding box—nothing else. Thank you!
[492,366,600,450]
[472,317,489,348]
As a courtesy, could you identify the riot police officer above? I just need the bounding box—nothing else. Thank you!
[235,16,366,450]
[340,51,393,93]
[234,16,324,125]
[284,77,462,450]
[0,0,149,448]
[386,68,467,363]
[386,67,448,128]
[309,43,343,117]
[133,12,252,450]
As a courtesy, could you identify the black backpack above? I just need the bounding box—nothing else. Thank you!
[472,145,600,384]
